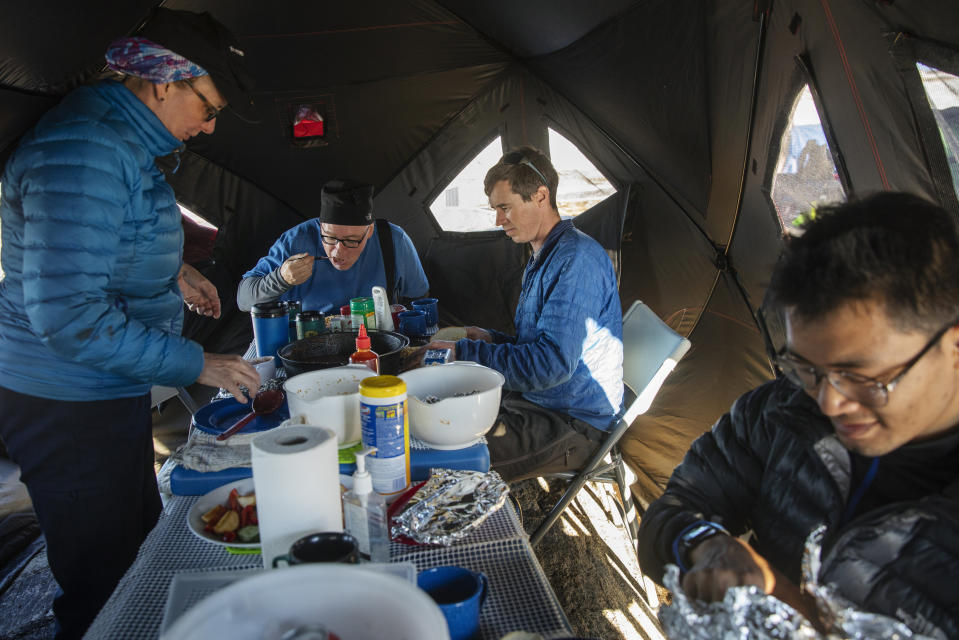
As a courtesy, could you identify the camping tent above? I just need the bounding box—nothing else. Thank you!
[2,0,958,504]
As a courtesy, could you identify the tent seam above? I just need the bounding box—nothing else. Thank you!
[818,0,891,190]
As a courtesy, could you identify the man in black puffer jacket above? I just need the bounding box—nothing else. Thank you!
[638,192,959,638]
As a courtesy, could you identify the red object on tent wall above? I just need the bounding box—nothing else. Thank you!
[293,105,324,138]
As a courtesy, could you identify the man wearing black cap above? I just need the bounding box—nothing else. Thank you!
[0,7,260,638]
[237,179,429,313]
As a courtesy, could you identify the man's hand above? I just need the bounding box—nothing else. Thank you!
[465,326,493,343]
[682,533,822,628]
[400,340,458,371]
[682,534,774,601]
[178,263,221,318]
[196,353,261,403]
[279,253,315,286]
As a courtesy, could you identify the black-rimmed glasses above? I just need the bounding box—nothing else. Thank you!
[775,318,958,408]
[503,151,550,187]
[320,234,365,249]
[184,79,225,122]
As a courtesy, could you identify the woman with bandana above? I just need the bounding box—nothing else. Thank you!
[0,9,260,637]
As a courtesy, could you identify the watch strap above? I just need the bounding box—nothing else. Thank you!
[671,520,730,573]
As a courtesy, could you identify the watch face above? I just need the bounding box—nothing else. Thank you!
[683,523,718,543]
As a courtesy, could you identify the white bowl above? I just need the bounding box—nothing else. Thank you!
[283,366,377,447]
[399,362,505,449]
[160,564,449,640]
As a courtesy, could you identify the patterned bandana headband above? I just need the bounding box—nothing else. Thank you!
[105,37,208,83]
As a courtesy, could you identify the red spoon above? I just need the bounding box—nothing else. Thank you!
[216,389,285,442]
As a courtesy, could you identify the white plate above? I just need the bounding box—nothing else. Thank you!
[186,478,259,549]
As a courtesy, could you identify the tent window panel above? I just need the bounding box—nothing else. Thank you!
[917,63,959,198]
[547,127,617,218]
[429,137,503,232]
[179,205,218,268]
[770,85,845,233]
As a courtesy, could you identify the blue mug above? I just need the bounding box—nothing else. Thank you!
[412,297,439,328]
[398,309,427,337]
[417,565,488,640]
[251,302,290,365]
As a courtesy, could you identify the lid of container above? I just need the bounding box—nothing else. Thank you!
[250,301,288,317]
[296,310,326,321]
[359,375,406,397]
[355,324,371,350]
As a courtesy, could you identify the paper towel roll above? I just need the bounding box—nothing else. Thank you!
[252,426,342,569]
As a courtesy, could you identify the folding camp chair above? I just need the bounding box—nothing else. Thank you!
[150,385,201,417]
[529,300,691,548]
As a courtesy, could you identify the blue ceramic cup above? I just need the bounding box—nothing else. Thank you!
[398,309,427,337]
[412,297,439,328]
[416,565,488,640]
[251,302,290,365]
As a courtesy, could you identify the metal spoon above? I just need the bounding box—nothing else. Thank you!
[216,389,285,441]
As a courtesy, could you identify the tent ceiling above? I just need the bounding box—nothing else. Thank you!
[439,0,639,58]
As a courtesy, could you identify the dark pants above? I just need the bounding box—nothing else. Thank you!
[486,392,606,482]
[0,386,161,639]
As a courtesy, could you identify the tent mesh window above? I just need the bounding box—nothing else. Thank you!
[547,127,616,218]
[770,85,845,232]
[917,63,959,199]
[430,136,504,232]
[429,129,618,233]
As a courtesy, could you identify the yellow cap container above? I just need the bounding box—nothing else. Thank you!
[359,375,409,497]
[358,375,406,398]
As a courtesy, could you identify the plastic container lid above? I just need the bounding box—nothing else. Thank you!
[359,375,406,398]
[250,301,288,318]
[355,324,372,350]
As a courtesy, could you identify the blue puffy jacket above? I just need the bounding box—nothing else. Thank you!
[456,220,624,429]
[0,81,204,400]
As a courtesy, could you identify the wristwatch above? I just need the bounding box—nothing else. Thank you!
[673,520,729,573]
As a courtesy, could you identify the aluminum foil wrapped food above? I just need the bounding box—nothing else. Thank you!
[658,525,938,640]
[800,525,940,640]
[390,469,509,545]
[659,565,820,640]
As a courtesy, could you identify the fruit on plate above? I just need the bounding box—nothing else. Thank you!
[203,488,259,543]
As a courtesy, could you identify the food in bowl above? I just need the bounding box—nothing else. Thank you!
[399,362,505,449]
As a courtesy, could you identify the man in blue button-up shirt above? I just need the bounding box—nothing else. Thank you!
[425,147,624,481]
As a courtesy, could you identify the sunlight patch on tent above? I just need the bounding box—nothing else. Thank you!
[548,127,616,217]
[429,136,504,232]
[917,63,959,198]
[770,85,845,233]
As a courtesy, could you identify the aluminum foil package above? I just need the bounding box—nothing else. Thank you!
[390,469,508,545]
[658,526,939,640]
[660,565,820,640]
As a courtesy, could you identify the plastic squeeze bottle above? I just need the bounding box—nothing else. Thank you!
[342,448,390,562]
[350,324,379,373]
[371,286,394,332]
